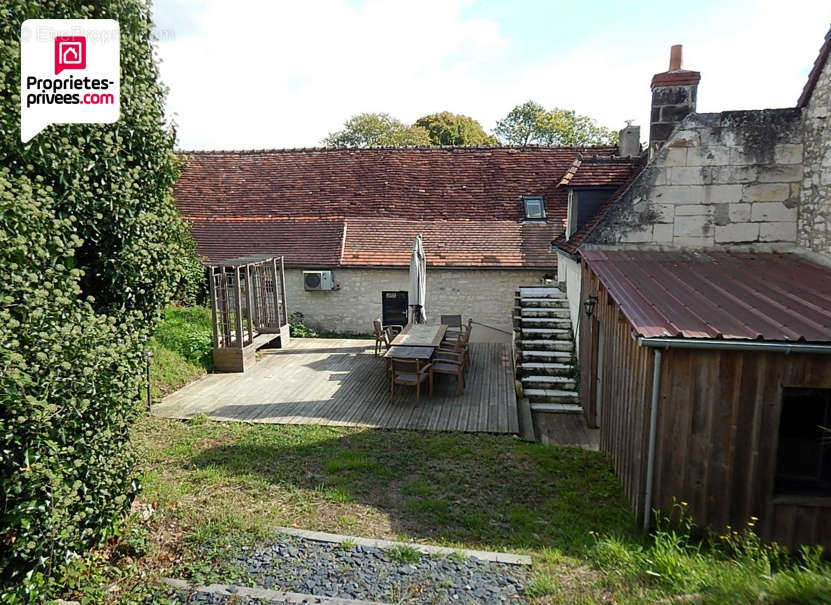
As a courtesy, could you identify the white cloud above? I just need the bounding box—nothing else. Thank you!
[154,0,831,149]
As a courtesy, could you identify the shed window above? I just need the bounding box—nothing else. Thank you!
[774,388,831,497]
[523,196,545,220]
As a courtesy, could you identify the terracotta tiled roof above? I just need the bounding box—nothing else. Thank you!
[342,218,560,268]
[553,157,646,255]
[176,146,617,222]
[175,146,635,268]
[188,219,345,266]
[797,25,831,108]
[582,250,831,342]
[558,156,640,188]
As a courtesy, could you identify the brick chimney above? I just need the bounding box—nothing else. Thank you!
[649,45,700,153]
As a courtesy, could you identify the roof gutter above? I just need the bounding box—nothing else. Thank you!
[638,337,831,354]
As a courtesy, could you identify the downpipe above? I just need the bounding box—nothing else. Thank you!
[643,348,662,531]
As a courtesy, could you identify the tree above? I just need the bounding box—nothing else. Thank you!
[494,101,618,146]
[1,1,194,597]
[323,113,430,147]
[414,112,497,146]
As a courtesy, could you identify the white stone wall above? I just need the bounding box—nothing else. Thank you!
[588,111,804,249]
[556,251,582,353]
[284,267,550,342]
[800,51,831,256]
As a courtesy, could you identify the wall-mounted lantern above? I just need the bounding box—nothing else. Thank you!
[584,295,598,318]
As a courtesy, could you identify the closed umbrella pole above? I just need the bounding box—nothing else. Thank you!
[408,234,427,324]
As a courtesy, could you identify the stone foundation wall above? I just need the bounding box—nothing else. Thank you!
[284,267,550,342]
[588,110,804,248]
[800,51,831,255]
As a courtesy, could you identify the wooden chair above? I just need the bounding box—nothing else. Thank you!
[440,320,471,371]
[389,358,433,401]
[441,314,463,337]
[442,318,471,344]
[432,348,465,394]
[373,319,403,356]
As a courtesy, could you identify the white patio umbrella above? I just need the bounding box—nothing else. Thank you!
[408,234,427,324]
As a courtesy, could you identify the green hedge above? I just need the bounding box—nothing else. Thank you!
[0,1,194,599]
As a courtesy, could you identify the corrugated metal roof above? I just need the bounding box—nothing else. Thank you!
[582,250,831,342]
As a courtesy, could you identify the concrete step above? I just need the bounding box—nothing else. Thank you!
[522,375,576,389]
[517,339,574,351]
[521,327,572,339]
[518,362,572,376]
[516,297,569,308]
[515,290,566,300]
[525,388,581,403]
[518,317,572,328]
[530,401,584,413]
[517,286,563,296]
[520,349,572,362]
[518,308,571,318]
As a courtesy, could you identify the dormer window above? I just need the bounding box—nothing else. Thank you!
[523,196,545,221]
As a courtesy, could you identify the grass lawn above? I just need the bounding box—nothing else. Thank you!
[46,308,830,603]
[147,306,213,399]
[129,415,634,603]
[49,415,831,604]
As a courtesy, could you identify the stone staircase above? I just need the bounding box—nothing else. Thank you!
[513,286,581,413]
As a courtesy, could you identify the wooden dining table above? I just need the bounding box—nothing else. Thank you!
[383,345,435,361]
[390,323,447,348]
[384,325,448,380]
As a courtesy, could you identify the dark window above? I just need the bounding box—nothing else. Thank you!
[775,388,831,497]
[575,189,615,232]
[523,196,545,220]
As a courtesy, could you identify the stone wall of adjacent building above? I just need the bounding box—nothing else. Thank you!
[555,251,583,349]
[284,267,550,342]
[800,52,831,256]
[588,109,804,248]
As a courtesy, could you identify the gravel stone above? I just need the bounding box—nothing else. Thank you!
[149,535,527,604]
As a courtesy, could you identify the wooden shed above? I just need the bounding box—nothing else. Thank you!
[578,249,831,550]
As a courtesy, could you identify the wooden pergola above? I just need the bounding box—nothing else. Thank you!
[207,255,290,372]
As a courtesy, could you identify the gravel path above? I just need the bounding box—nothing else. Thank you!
[156,535,528,604]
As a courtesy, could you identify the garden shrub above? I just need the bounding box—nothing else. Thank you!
[0,1,196,599]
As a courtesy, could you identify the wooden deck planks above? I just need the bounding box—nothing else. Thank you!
[153,339,518,434]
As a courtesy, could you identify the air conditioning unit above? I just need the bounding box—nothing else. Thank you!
[303,270,336,291]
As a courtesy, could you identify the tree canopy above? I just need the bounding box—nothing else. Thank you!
[494,101,618,146]
[414,112,497,146]
[322,113,430,147]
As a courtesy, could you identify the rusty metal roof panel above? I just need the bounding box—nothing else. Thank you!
[582,250,831,342]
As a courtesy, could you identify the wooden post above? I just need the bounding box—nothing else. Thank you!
[234,266,245,348]
[208,265,219,348]
[271,258,283,326]
[255,264,265,326]
[220,268,232,347]
[244,264,256,345]
[279,257,289,326]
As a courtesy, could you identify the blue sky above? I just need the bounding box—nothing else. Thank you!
[152,0,830,149]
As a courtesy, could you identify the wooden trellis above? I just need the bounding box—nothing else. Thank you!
[207,255,290,371]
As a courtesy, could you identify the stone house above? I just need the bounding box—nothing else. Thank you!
[174,146,638,341]
[553,37,831,550]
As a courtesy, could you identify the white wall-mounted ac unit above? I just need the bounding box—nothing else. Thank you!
[303,270,336,291]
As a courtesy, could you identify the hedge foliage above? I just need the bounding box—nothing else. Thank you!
[1,1,195,598]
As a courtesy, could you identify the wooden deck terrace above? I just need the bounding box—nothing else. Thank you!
[152,338,519,434]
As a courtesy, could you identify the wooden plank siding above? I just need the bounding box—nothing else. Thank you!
[653,348,831,550]
[579,261,654,521]
[579,260,831,550]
